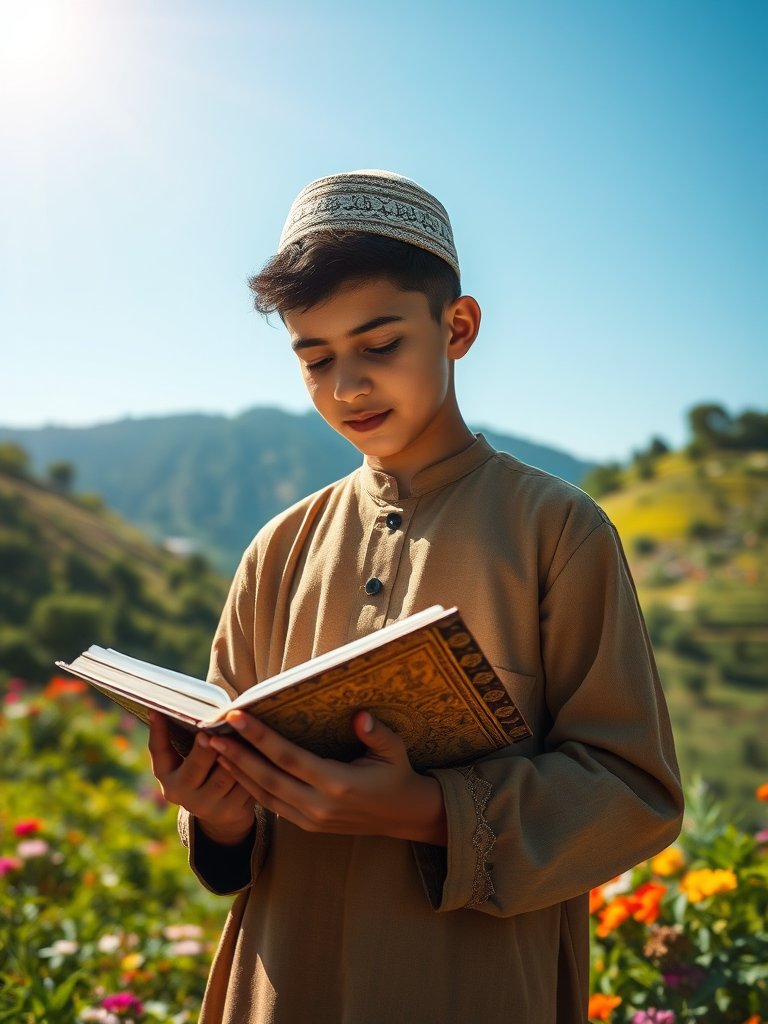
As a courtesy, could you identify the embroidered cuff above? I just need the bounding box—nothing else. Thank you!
[422,765,497,912]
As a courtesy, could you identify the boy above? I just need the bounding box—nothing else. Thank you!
[149,170,683,1024]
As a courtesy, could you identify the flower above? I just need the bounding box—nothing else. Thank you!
[589,887,605,914]
[50,939,79,955]
[756,783,768,801]
[755,829,768,844]
[168,939,203,956]
[98,934,122,953]
[44,676,88,698]
[588,993,622,1020]
[119,953,144,971]
[663,965,705,991]
[632,882,666,925]
[600,871,633,901]
[0,856,23,876]
[632,1011,676,1024]
[596,896,635,937]
[651,847,686,876]
[13,819,41,836]
[741,1017,762,1024]
[643,924,683,960]
[163,923,203,940]
[17,839,49,858]
[101,993,144,1015]
[680,868,737,903]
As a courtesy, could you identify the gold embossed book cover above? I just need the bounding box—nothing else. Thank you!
[57,605,532,769]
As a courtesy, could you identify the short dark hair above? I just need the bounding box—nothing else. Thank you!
[248,231,461,322]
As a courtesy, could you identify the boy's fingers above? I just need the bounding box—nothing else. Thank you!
[223,712,330,785]
[211,736,313,806]
[147,710,183,777]
[352,710,407,764]
[176,732,220,789]
[217,756,317,832]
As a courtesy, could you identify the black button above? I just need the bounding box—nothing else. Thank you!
[386,512,402,531]
[365,577,383,595]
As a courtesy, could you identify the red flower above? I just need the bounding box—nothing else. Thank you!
[632,882,666,925]
[44,676,88,699]
[13,819,41,837]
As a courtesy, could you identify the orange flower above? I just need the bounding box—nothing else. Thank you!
[632,882,666,924]
[113,736,131,752]
[741,1016,761,1024]
[651,846,686,876]
[588,993,622,1020]
[757,783,768,802]
[43,676,88,699]
[680,868,737,903]
[589,887,605,914]
[596,896,635,937]
[66,830,83,845]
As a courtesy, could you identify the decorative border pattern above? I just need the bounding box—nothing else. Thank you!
[455,765,496,908]
[435,617,532,743]
[279,172,460,275]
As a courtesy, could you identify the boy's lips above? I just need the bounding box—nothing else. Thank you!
[344,410,391,433]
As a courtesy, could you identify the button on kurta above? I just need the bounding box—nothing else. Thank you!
[365,577,383,595]
[385,512,402,530]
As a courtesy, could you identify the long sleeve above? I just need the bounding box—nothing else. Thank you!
[422,520,683,916]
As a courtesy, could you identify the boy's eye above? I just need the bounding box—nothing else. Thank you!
[306,356,333,371]
[367,338,401,356]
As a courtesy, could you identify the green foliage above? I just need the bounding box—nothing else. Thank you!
[0,459,230,685]
[688,404,768,456]
[0,686,228,1022]
[47,462,75,494]
[582,463,624,499]
[590,780,768,1022]
[0,443,30,479]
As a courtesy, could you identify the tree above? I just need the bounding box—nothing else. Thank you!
[0,443,30,479]
[47,461,76,494]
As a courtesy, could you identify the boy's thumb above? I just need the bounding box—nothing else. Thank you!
[353,710,404,762]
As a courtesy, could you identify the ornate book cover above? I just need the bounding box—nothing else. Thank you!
[59,606,532,770]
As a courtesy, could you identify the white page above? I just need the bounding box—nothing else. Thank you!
[81,647,230,707]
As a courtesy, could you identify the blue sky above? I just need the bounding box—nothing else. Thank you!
[1,0,765,461]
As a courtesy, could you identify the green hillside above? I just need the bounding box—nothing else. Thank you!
[598,445,768,826]
[0,449,229,686]
[0,408,594,572]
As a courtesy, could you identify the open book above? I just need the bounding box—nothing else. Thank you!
[57,605,532,770]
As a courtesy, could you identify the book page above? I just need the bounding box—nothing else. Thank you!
[79,647,230,708]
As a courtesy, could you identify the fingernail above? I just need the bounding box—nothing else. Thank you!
[228,713,247,732]
[361,711,374,733]
[197,732,210,748]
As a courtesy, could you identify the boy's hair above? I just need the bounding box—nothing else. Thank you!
[248,231,461,323]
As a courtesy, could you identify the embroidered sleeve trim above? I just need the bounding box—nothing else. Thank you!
[455,765,496,908]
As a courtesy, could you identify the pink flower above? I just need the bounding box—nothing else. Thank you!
[0,856,23,876]
[168,939,203,956]
[101,993,144,1015]
[13,819,41,836]
[163,924,202,940]
[755,829,768,843]
[17,839,49,858]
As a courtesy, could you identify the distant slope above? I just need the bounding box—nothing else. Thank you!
[0,409,594,572]
[0,469,229,683]
[600,449,768,824]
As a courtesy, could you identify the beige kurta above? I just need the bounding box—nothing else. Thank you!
[179,435,683,1024]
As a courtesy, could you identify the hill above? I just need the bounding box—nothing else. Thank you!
[0,464,229,685]
[0,408,595,572]
[597,446,768,825]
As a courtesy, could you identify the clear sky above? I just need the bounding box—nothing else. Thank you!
[1,0,766,461]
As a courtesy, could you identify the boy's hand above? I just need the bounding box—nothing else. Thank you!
[148,710,256,846]
[206,710,448,846]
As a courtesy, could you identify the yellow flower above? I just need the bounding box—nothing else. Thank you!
[651,846,686,876]
[680,868,737,903]
[120,952,144,971]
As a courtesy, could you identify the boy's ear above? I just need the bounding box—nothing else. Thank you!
[446,295,481,361]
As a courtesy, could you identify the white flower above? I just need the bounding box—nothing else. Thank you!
[163,923,202,940]
[79,1010,113,1023]
[97,934,122,953]
[50,939,79,955]
[100,871,119,887]
[601,870,634,902]
[172,1013,190,1024]
[168,939,203,956]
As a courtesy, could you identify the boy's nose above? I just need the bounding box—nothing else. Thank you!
[333,366,372,403]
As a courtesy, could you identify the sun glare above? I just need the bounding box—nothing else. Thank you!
[0,0,93,97]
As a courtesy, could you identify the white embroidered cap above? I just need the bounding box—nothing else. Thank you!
[278,170,459,277]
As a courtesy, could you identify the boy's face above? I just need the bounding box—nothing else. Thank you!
[285,279,474,461]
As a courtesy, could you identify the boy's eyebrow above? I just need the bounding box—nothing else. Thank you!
[291,315,405,352]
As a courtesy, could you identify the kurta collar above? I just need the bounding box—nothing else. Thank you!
[360,433,496,503]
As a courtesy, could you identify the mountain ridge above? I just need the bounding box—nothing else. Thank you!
[0,408,595,572]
